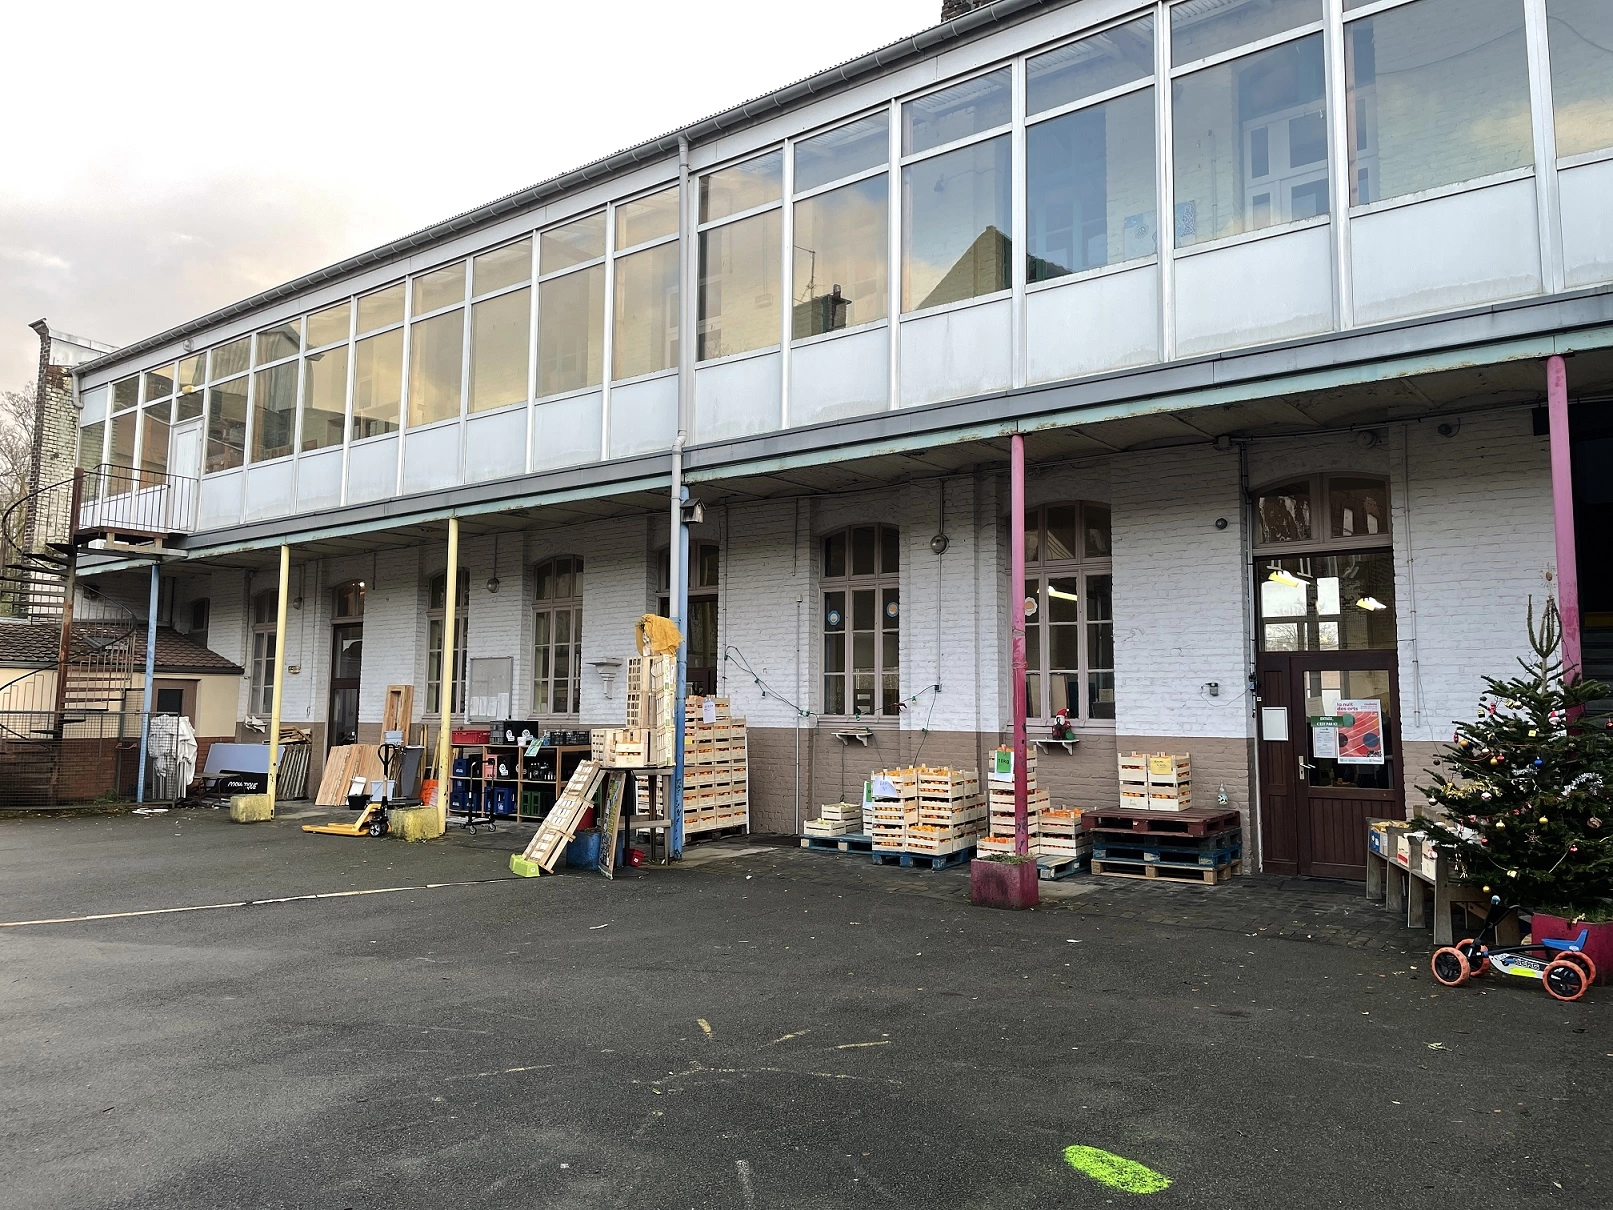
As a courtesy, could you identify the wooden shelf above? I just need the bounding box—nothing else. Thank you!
[448,742,591,821]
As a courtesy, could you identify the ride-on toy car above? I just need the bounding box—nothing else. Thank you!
[1431,895,1596,1002]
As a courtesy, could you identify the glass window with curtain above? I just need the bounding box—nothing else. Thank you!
[698,209,780,360]
[1548,0,1613,159]
[1021,503,1114,722]
[902,136,1012,310]
[469,286,532,411]
[205,378,247,473]
[1027,87,1157,279]
[352,329,402,439]
[427,570,470,717]
[533,556,584,715]
[538,264,605,396]
[301,344,349,450]
[408,308,464,427]
[793,174,888,338]
[251,362,297,462]
[614,242,680,380]
[1173,31,1329,246]
[821,524,900,718]
[1346,0,1533,206]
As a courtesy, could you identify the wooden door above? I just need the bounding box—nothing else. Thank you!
[1258,651,1402,879]
[329,623,363,748]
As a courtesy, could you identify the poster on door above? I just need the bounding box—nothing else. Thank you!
[1334,699,1385,765]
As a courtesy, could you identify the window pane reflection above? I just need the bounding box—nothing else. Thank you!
[306,302,350,349]
[1174,33,1329,246]
[357,283,405,333]
[616,186,680,249]
[256,321,300,365]
[614,243,680,379]
[904,68,1011,155]
[210,338,250,381]
[538,265,605,396]
[473,238,532,297]
[795,114,889,193]
[1347,0,1532,206]
[1549,0,1613,159]
[140,407,169,481]
[1027,88,1157,279]
[902,135,1012,311]
[700,151,782,223]
[353,329,403,439]
[698,209,781,360]
[469,287,531,411]
[206,379,247,473]
[301,344,348,450]
[1027,15,1154,114]
[792,175,888,338]
[1172,0,1320,67]
[540,213,606,274]
[1256,480,1312,544]
[408,309,464,427]
[1255,553,1396,650]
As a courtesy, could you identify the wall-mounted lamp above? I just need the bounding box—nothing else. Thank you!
[486,577,500,594]
[292,596,303,611]
[590,658,623,698]
[930,533,950,555]
[1205,681,1220,697]
[1214,517,1229,530]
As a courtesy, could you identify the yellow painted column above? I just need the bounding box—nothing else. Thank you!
[433,518,461,829]
[266,544,292,815]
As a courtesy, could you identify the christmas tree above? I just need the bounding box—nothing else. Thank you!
[1418,597,1613,922]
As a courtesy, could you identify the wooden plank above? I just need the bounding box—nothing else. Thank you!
[519,760,603,871]
[597,771,627,880]
[382,685,414,734]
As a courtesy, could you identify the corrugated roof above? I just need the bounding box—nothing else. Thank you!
[75,0,1062,379]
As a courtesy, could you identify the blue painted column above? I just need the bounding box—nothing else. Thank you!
[671,489,691,859]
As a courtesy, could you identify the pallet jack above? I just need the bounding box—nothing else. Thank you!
[302,741,426,838]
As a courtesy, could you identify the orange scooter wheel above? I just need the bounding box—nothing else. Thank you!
[1431,947,1471,987]
[1457,939,1489,977]
[1543,958,1589,1002]
[1557,951,1598,987]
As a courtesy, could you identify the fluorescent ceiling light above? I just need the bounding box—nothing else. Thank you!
[1266,570,1303,589]
[1355,596,1387,612]
[1046,586,1080,602]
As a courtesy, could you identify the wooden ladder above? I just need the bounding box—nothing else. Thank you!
[517,759,605,872]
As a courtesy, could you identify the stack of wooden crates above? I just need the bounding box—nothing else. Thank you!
[1119,752,1192,811]
[979,747,1047,856]
[680,696,749,835]
[593,655,676,768]
[868,765,986,856]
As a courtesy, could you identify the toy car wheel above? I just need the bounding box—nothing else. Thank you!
[1431,947,1470,987]
[367,821,384,837]
[1543,958,1588,1002]
[1557,951,1597,986]
[1457,938,1489,977]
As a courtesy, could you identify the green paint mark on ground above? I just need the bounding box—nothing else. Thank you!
[1063,1146,1172,1194]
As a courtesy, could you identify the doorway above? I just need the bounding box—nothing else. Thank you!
[659,540,719,696]
[328,580,366,749]
[1257,652,1402,879]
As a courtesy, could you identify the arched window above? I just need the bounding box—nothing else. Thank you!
[657,541,720,695]
[533,556,583,715]
[821,524,899,717]
[1021,503,1113,722]
[427,570,469,716]
[1253,474,1395,652]
[249,589,278,715]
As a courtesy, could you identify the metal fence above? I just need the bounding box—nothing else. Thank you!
[78,464,199,539]
[0,711,184,810]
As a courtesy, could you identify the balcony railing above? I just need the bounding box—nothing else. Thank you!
[77,464,198,541]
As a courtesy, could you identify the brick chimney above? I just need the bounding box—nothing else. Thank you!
[941,0,993,19]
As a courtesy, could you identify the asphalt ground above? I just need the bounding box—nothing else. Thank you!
[2,808,1609,1210]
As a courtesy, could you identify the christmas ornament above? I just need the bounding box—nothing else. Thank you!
[1539,816,1548,824]
[1495,820,1506,830]
[1590,817,1603,830]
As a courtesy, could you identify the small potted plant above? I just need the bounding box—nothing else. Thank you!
[970,852,1040,910]
[1418,600,1613,981]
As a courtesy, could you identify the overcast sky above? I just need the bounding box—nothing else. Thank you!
[0,0,940,390]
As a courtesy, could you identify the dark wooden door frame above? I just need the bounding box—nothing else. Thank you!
[328,623,363,750]
[1257,649,1404,879]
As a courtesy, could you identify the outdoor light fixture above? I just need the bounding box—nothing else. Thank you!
[1267,569,1303,589]
[930,533,950,555]
[1356,596,1388,611]
[486,577,500,594]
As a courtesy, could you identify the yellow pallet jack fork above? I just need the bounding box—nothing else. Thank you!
[301,798,390,838]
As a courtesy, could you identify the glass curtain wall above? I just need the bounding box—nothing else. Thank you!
[698,155,782,360]
[1547,0,1613,160]
[353,285,404,440]
[614,188,681,379]
[408,262,467,428]
[469,239,533,412]
[902,69,1014,311]
[302,302,350,451]
[1172,0,1329,247]
[792,115,890,339]
[1026,14,1158,280]
[538,212,606,397]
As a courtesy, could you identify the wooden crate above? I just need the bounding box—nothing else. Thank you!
[918,800,986,826]
[1147,753,1191,787]
[820,801,862,823]
[988,786,1049,810]
[1039,809,1084,839]
[1147,784,1193,812]
[986,746,1037,785]
[625,655,676,730]
[978,834,1041,858]
[805,817,859,837]
[917,766,980,799]
[871,801,918,825]
[1118,752,1150,785]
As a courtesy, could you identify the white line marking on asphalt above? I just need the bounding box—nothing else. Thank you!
[834,1041,890,1050]
[0,877,525,928]
[736,1159,757,1209]
[766,1029,811,1046]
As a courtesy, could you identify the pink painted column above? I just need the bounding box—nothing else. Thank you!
[1547,355,1581,683]
[1010,433,1029,857]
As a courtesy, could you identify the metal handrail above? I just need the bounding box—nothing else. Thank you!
[77,463,199,538]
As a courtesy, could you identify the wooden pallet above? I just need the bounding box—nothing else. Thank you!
[516,760,604,872]
[1091,857,1241,885]
[871,846,975,871]
[1091,836,1241,867]
[800,832,875,853]
[1037,853,1089,881]
[1083,806,1240,838]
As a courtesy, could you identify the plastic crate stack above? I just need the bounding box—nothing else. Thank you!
[906,766,986,856]
[1118,752,1192,811]
[979,746,1048,856]
[680,696,749,834]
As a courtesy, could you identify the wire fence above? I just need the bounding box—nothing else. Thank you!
[0,711,185,810]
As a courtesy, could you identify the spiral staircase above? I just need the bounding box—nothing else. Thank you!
[0,466,195,806]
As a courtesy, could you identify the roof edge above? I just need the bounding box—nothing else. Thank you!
[73,0,1060,379]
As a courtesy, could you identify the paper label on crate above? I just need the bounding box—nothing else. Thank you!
[871,775,898,800]
[702,697,717,724]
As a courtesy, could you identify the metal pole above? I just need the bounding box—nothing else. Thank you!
[1547,355,1581,682]
[52,470,84,729]
[433,518,461,829]
[670,435,688,859]
[136,562,159,804]
[266,544,291,813]
[1010,433,1028,857]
